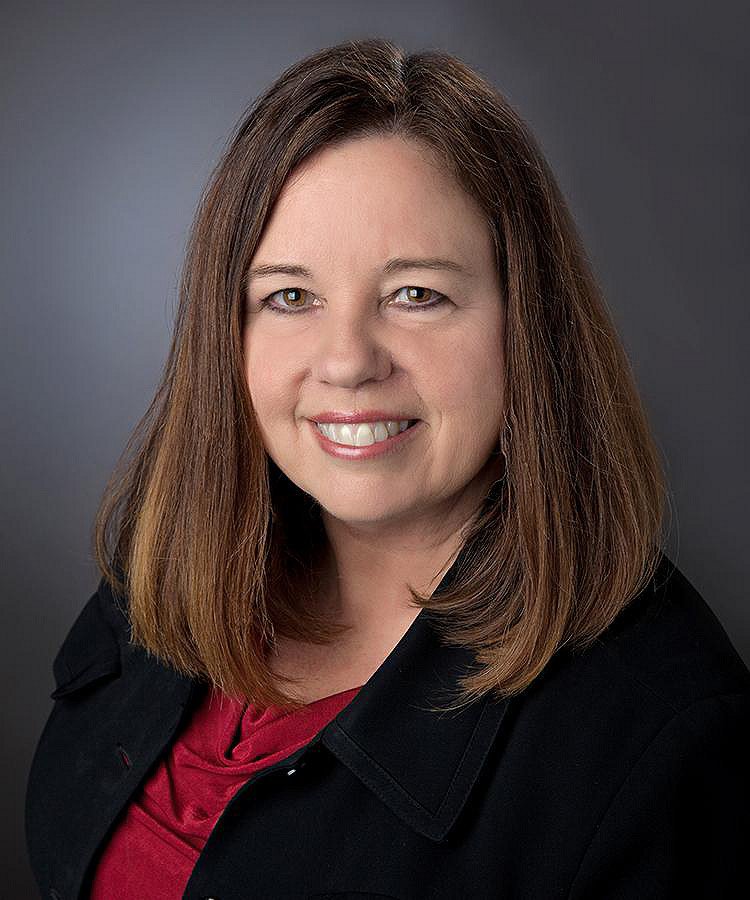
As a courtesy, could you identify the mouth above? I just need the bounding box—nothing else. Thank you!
[309,417,423,459]
[313,418,419,439]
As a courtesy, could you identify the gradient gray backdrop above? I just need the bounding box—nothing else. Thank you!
[3,0,748,892]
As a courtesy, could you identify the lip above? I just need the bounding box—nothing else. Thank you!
[309,410,418,425]
[309,417,425,460]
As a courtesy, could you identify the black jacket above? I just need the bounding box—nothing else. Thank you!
[26,552,750,899]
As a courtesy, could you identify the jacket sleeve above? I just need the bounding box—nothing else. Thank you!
[566,692,750,900]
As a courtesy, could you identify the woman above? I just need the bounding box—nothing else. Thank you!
[26,37,749,899]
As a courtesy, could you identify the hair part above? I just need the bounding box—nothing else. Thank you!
[93,37,669,713]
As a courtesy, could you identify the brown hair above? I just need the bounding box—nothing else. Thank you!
[93,37,669,713]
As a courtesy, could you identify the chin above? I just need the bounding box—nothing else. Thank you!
[316,494,415,526]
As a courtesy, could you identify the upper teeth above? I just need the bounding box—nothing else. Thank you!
[317,419,412,447]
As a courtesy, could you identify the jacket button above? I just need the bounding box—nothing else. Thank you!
[286,767,297,775]
[49,890,62,899]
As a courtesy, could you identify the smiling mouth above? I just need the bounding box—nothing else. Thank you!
[314,419,419,447]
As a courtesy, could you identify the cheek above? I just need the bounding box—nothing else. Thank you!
[431,325,505,426]
[243,331,290,423]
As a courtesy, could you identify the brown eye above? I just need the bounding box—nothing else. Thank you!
[279,288,306,308]
[394,286,448,311]
[406,286,433,303]
[260,287,312,315]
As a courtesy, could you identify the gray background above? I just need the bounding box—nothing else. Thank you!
[3,0,748,892]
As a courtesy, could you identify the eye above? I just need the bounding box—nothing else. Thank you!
[258,287,311,315]
[257,285,449,315]
[391,286,448,311]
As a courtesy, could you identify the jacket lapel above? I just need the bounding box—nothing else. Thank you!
[320,607,512,841]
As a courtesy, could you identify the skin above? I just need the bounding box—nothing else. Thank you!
[242,134,506,696]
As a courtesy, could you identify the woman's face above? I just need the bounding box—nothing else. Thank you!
[243,133,505,531]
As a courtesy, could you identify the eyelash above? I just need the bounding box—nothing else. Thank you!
[257,285,449,316]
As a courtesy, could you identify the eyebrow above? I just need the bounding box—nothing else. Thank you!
[245,256,471,284]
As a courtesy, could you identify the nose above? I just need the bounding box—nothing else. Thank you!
[310,303,393,389]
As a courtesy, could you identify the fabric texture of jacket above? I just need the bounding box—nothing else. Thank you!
[25,552,750,899]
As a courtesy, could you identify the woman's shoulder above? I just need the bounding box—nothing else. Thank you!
[502,553,750,850]
[519,551,750,765]
[585,552,750,711]
[49,576,130,700]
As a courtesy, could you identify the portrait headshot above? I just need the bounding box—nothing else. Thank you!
[6,4,749,899]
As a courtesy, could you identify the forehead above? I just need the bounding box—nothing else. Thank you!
[253,134,491,269]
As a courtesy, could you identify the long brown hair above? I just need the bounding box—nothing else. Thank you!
[93,37,669,713]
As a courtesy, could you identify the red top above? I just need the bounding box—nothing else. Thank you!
[89,682,363,899]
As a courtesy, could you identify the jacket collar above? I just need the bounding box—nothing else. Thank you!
[319,606,512,842]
